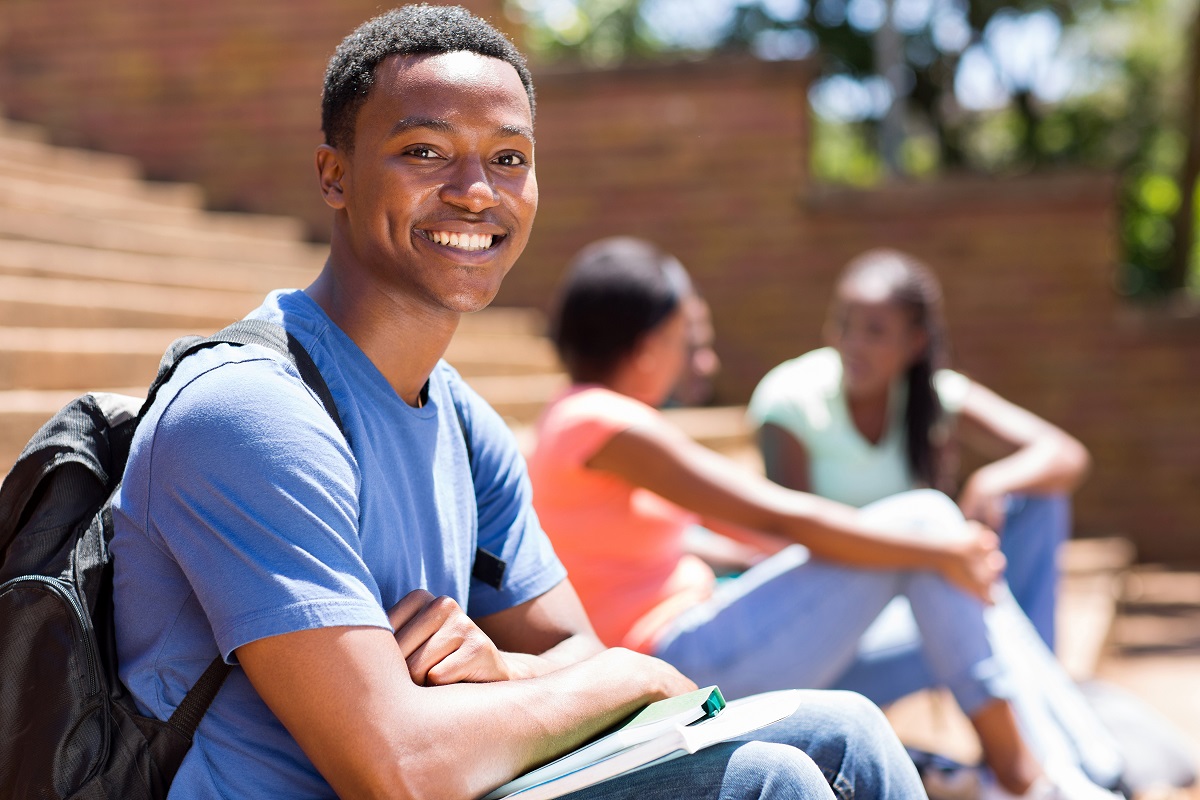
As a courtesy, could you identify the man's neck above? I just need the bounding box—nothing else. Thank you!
[305,263,458,408]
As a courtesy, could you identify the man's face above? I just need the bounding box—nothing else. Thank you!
[326,51,537,315]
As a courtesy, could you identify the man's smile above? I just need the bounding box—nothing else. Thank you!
[415,228,504,252]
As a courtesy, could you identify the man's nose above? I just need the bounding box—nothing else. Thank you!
[439,158,499,213]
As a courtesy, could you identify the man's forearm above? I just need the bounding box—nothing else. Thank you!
[502,631,606,679]
[240,626,694,800]
[418,646,687,798]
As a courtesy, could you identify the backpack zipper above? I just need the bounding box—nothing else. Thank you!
[3,574,102,697]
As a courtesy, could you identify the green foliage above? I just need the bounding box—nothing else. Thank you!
[510,0,663,65]
[811,116,885,185]
[510,0,1200,296]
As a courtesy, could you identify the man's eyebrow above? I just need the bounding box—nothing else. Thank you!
[388,116,454,138]
[498,123,536,144]
[387,116,535,144]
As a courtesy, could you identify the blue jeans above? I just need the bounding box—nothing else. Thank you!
[563,691,925,800]
[999,494,1069,648]
[653,491,1122,788]
[833,493,1066,705]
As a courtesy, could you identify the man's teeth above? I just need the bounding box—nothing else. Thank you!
[424,231,494,251]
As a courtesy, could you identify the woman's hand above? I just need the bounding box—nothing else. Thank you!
[935,522,1005,604]
[388,589,515,685]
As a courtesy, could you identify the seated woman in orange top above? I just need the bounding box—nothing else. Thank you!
[527,237,1122,800]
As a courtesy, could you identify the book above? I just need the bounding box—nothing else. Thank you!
[482,689,803,800]
[482,686,724,800]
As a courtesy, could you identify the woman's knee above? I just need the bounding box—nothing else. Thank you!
[723,741,833,800]
[861,489,967,542]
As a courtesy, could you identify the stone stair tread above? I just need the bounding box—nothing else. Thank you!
[0,206,326,264]
[0,118,50,144]
[463,372,568,408]
[0,327,193,352]
[1062,536,1138,575]
[0,145,202,207]
[0,134,144,181]
[0,387,147,412]
[0,274,264,325]
[443,336,559,374]
[0,238,320,293]
[458,307,547,336]
[4,173,306,241]
[662,405,753,446]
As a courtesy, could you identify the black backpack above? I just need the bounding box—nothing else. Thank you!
[0,319,344,800]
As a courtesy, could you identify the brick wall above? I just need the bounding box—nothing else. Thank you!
[508,61,1200,564]
[0,0,507,231]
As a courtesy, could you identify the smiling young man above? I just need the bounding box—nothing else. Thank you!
[109,6,926,799]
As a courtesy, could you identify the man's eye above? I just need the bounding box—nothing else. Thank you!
[495,153,527,167]
[406,147,438,159]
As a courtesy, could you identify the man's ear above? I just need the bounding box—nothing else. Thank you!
[316,144,348,210]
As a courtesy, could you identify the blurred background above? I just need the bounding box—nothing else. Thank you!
[0,0,1194,782]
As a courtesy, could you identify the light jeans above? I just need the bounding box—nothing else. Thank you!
[563,690,926,800]
[653,490,1122,788]
[998,494,1069,648]
[834,494,1065,712]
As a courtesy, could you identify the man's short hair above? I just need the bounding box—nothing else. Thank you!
[322,4,536,153]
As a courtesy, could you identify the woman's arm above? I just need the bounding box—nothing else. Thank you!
[587,421,1003,602]
[757,422,812,492]
[954,380,1091,529]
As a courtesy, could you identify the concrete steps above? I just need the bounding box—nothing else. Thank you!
[0,129,321,263]
[0,132,202,209]
[4,172,306,240]
[0,205,328,265]
[0,239,318,294]
[0,274,266,329]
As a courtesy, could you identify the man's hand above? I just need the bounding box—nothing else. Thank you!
[607,648,699,701]
[388,589,513,685]
[935,522,1006,604]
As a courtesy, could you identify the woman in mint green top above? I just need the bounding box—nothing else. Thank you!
[749,346,971,509]
[748,248,1090,651]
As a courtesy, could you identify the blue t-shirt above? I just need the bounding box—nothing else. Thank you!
[111,289,566,799]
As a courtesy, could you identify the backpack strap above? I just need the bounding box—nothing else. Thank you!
[443,376,508,592]
[164,653,235,740]
[140,319,345,436]
[141,318,348,744]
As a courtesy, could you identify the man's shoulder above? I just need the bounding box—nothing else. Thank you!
[138,343,347,473]
[157,343,307,414]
